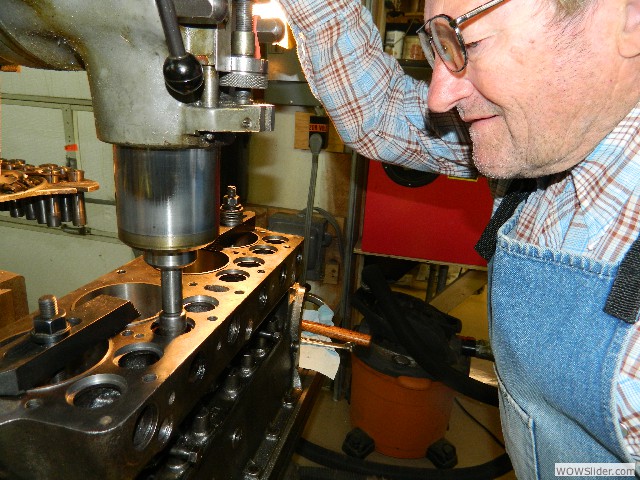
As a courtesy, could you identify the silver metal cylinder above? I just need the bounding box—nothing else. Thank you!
[34,198,47,224]
[159,268,187,334]
[46,196,62,227]
[60,195,74,222]
[68,169,87,226]
[114,147,220,252]
[231,31,255,57]
[202,65,219,108]
[71,194,86,226]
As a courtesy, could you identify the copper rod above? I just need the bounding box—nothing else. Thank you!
[301,319,371,347]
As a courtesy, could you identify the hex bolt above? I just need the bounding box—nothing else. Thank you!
[224,186,239,206]
[32,294,70,344]
[220,185,244,227]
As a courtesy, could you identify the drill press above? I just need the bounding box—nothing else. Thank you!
[0,0,282,336]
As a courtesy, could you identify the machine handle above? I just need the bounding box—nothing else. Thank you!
[301,320,371,347]
[155,0,203,96]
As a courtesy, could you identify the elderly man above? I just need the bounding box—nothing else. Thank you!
[278,0,640,478]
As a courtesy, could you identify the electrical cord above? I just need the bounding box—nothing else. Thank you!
[312,207,344,263]
[296,439,512,480]
[297,205,345,318]
[454,398,505,449]
[296,206,344,264]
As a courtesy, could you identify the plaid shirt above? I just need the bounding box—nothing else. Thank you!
[281,0,640,458]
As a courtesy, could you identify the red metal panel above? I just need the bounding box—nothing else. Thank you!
[360,161,494,266]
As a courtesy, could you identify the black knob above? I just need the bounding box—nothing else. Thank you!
[163,53,204,96]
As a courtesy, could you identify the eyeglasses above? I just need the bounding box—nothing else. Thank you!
[417,0,507,73]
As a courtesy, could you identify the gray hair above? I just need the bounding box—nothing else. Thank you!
[552,0,596,18]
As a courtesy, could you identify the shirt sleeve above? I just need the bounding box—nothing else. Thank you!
[278,0,476,177]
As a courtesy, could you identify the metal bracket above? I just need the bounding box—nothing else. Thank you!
[287,283,306,390]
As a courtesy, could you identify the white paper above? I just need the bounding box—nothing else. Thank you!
[299,306,341,379]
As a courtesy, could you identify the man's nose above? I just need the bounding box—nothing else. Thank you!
[427,57,473,112]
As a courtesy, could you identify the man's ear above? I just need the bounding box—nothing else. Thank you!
[619,0,640,57]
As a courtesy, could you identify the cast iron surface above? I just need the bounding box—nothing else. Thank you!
[0,225,303,479]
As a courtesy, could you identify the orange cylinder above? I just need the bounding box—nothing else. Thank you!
[350,353,455,459]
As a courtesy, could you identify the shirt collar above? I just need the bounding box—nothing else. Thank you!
[568,101,640,245]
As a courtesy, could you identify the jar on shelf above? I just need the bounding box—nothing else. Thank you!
[402,23,426,61]
[384,23,406,60]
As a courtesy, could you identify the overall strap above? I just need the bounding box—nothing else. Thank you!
[605,235,640,324]
[475,179,536,262]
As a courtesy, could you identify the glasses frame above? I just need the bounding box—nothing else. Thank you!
[417,0,507,73]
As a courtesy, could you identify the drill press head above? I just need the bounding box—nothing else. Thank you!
[0,0,284,333]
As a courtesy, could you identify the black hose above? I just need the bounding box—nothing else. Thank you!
[361,264,499,407]
[296,439,513,480]
[297,466,368,480]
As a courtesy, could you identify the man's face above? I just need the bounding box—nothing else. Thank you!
[425,0,627,178]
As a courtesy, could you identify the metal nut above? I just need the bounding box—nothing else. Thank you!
[32,295,69,342]
[33,315,68,336]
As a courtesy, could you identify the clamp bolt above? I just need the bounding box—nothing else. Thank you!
[32,294,70,344]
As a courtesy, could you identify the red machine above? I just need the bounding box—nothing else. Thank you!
[360,161,494,267]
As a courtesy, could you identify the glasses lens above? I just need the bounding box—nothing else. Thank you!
[430,16,465,72]
[417,29,435,68]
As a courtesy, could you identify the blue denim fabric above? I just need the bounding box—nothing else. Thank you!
[489,205,638,480]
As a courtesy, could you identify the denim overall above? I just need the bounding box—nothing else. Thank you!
[485,200,640,480]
